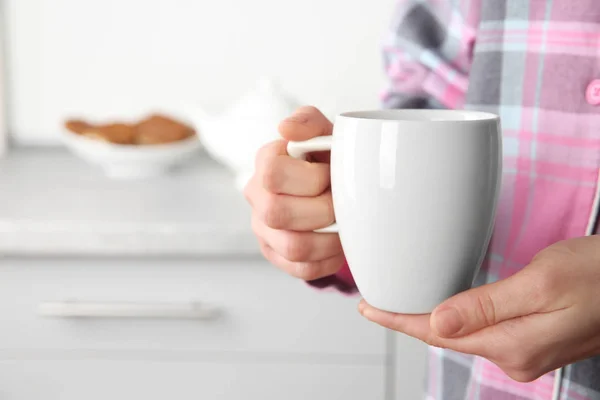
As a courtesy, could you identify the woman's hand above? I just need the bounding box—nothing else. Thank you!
[359,235,600,382]
[244,106,345,281]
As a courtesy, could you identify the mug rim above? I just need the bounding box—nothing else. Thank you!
[338,109,499,122]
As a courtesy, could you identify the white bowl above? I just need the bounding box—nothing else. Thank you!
[61,130,201,179]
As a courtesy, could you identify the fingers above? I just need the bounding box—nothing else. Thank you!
[258,239,345,281]
[245,181,334,231]
[255,140,289,170]
[358,299,572,382]
[245,106,342,282]
[256,141,330,196]
[252,213,342,262]
[429,270,549,338]
[279,106,333,164]
[359,300,434,341]
[358,300,488,356]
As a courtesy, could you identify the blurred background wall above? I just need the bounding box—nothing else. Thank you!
[0,1,429,398]
[5,0,395,144]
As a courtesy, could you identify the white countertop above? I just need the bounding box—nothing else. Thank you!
[0,148,260,257]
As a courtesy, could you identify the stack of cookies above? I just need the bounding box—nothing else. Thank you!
[65,114,196,145]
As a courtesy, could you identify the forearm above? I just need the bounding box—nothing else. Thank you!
[381,0,478,110]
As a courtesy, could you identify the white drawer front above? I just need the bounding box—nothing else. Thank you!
[0,258,385,356]
[0,359,385,400]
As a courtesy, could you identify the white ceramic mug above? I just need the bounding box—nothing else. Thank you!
[287,109,502,314]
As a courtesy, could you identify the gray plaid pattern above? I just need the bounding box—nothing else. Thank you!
[397,4,446,49]
[466,51,503,105]
[382,0,600,399]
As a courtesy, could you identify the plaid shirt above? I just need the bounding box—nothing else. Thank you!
[310,0,600,399]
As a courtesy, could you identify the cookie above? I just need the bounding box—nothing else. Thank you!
[65,119,93,134]
[134,114,195,145]
[84,123,137,145]
[64,114,195,145]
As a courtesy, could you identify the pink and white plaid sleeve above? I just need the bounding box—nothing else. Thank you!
[381,0,479,110]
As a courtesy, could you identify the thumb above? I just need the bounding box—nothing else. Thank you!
[279,106,333,163]
[278,106,333,142]
[430,271,542,338]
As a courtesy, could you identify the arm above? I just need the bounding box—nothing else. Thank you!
[382,0,479,110]
[308,0,480,294]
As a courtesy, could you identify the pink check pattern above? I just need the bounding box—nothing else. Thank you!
[309,1,600,399]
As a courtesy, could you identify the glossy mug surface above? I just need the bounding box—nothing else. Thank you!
[287,109,502,314]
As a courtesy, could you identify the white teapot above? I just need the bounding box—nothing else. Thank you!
[187,77,301,189]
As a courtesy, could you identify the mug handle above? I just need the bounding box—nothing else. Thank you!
[287,136,338,233]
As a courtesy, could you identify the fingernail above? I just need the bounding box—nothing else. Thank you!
[284,114,309,124]
[433,307,463,337]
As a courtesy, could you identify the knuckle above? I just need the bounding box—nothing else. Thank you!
[501,351,540,382]
[504,367,540,383]
[296,105,320,116]
[255,141,271,162]
[281,234,311,262]
[262,157,284,192]
[512,354,532,372]
[261,194,289,229]
[527,268,562,308]
[535,267,561,294]
[258,241,273,263]
[517,247,565,310]
[256,140,281,168]
[243,179,254,203]
[422,334,445,349]
[310,163,330,193]
[475,292,497,327]
[292,262,323,281]
[323,193,335,224]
